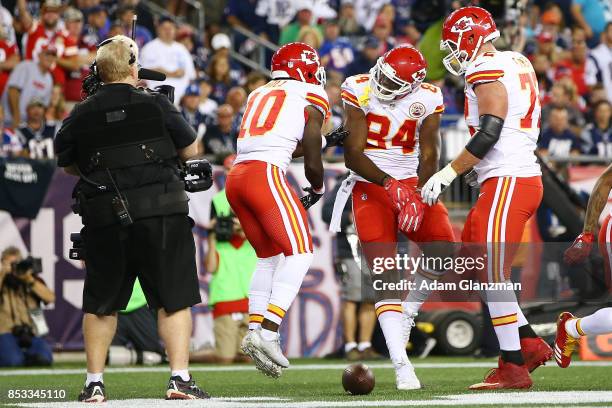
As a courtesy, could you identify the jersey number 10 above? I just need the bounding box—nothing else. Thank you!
[239,89,287,139]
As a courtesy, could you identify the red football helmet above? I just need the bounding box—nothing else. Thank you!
[369,44,427,102]
[271,42,326,86]
[441,6,500,76]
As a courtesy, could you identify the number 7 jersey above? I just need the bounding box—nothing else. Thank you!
[234,79,330,171]
[341,74,444,181]
[464,51,542,183]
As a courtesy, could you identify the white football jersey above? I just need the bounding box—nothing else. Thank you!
[464,51,542,184]
[341,73,444,181]
[235,79,330,171]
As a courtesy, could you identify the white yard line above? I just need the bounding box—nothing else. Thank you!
[2,360,612,377]
[10,391,612,408]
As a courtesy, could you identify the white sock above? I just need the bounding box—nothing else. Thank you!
[85,373,103,386]
[171,369,190,382]
[357,341,371,352]
[261,327,278,341]
[263,253,313,326]
[345,342,357,353]
[403,272,434,316]
[517,306,529,327]
[249,255,281,330]
[488,300,520,351]
[375,301,407,364]
[568,307,612,337]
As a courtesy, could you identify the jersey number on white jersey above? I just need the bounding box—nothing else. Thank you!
[239,89,287,139]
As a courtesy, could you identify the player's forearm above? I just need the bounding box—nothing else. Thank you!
[417,154,439,188]
[304,158,324,190]
[450,149,481,176]
[344,149,387,185]
[584,169,612,233]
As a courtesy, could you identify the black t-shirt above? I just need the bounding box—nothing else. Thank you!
[54,83,196,196]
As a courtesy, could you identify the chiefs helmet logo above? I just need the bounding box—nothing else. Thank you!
[412,68,426,83]
[409,102,426,118]
[301,50,318,65]
[451,16,475,33]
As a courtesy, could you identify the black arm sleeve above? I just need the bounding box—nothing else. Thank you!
[157,95,197,149]
[465,114,504,159]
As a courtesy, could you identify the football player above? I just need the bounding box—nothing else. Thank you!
[558,163,612,368]
[332,44,456,390]
[420,6,552,389]
[226,42,332,378]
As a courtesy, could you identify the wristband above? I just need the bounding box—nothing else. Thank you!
[438,163,458,184]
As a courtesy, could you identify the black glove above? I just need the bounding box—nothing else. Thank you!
[464,169,479,188]
[324,124,349,148]
[300,186,324,210]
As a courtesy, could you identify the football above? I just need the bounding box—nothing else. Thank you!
[342,363,375,395]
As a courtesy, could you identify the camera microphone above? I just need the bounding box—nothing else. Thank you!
[138,68,166,81]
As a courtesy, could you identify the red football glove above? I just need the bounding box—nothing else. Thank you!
[563,232,595,265]
[384,177,411,213]
[398,193,426,234]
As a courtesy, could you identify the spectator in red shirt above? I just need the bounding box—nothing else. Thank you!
[553,27,598,97]
[0,29,20,98]
[62,8,95,103]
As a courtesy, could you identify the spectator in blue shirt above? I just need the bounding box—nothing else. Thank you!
[345,36,382,77]
[571,0,609,46]
[116,5,152,48]
[538,106,582,157]
[16,99,57,160]
[180,84,208,142]
[319,19,354,76]
[581,100,612,158]
[224,0,264,33]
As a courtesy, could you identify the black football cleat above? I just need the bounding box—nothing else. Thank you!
[78,381,106,403]
[166,375,210,400]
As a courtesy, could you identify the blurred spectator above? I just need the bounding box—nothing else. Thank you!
[16,98,56,160]
[203,104,237,155]
[245,72,267,95]
[553,27,598,98]
[325,81,343,130]
[207,54,239,104]
[541,80,586,135]
[198,80,219,117]
[0,2,15,45]
[532,53,554,102]
[590,22,612,102]
[0,107,21,157]
[581,100,611,158]
[44,84,66,124]
[177,26,208,74]
[537,5,572,51]
[297,25,323,50]
[0,247,55,367]
[226,86,247,134]
[0,28,19,98]
[255,0,296,44]
[2,46,55,129]
[115,5,153,48]
[180,83,208,142]
[538,106,582,157]
[280,3,323,45]
[225,0,262,32]
[345,36,381,77]
[532,0,574,31]
[338,2,363,36]
[118,0,156,36]
[81,5,110,50]
[210,33,246,86]
[393,0,417,40]
[372,16,395,54]
[570,0,610,45]
[351,0,390,32]
[535,31,563,65]
[140,17,196,103]
[320,19,355,76]
[62,8,95,103]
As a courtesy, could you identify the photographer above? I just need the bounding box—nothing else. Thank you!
[0,247,54,367]
[190,155,256,364]
[54,35,211,401]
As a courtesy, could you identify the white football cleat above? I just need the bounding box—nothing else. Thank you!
[401,312,417,347]
[252,328,290,368]
[241,330,283,378]
[395,358,421,390]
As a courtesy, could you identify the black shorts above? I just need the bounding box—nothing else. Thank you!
[81,215,201,315]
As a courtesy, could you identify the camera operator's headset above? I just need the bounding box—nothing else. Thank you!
[83,38,137,97]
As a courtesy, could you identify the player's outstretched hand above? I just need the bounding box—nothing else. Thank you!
[421,164,458,206]
[398,193,425,233]
[300,186,325,210]
[324,125,349,147]
[383,177,411,213]
[563,232,595,264]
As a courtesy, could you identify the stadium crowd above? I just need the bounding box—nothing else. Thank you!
[0,0,608,163]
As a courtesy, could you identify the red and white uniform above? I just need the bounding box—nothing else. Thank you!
[464,51,542,184]
[0,39,18,96]
[335,74,455,246]
[462,51,543,282]
[600,210,612,288]
[226,79,330,257]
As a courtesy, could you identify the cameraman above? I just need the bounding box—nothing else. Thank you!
[54,35,210,401]
[0,247,54,367]
[190,154,256,364]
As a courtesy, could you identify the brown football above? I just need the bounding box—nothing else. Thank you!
[342,363,375,395]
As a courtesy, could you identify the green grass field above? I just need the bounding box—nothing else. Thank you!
[2,357,612,407]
